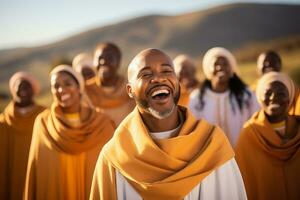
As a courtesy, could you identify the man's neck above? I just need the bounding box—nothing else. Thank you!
[140,107,180,133]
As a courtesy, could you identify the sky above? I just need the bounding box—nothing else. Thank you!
[0,0,299,50]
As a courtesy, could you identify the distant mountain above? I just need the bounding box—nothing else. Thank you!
[1,3,300,94]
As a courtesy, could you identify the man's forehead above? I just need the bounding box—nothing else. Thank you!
[128,49,173,81]
[135,50,172,67]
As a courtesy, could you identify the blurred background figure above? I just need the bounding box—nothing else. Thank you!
[24,65,115,200]
[251,50,282,91]
[252,50,300,116]
[173,54,200,107]
[0,72,45,200]
[189,47,259,146]
[236,72,300,200]
[1,2,300,113]
[72,53,99,107]
[72,53,96,81]
[93,42,135,125]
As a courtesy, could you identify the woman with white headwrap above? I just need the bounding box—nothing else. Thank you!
[0,72,45,200]
[189,47,259,146]
[235,72,300,200]
[24,65,115,200]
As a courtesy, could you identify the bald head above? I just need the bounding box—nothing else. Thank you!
[126,48,180,121]
[127,48,174,84]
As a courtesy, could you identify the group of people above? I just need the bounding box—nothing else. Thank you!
[0,42,299,200]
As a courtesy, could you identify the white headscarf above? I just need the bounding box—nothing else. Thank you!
[256,72,295,108]
[9,71,40,98]
[72,53,95,74]
[50,65,85,94]
[202,47,239,80]
[173,54,196,76]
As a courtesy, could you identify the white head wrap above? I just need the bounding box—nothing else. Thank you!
[202,47,239,80]
[50,65,85,94]
[256,72,295,108]
[9,71,40,98]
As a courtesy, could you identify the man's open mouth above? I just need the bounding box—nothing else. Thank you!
[151,89,170,100]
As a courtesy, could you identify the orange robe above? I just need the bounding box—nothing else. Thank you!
[24,103,115,200]
[235,110,300,200]
[289,87,300,116]
[89,106,234,200]
[0,102,45,200]
[91,77,135,126]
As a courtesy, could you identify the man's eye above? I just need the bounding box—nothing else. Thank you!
[162,70,173,74]
[141,73,152,78]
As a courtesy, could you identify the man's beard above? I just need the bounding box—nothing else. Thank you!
[133,86,180,119]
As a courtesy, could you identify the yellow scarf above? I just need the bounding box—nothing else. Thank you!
[44,103,115,154]
[236,110,300,200]
[92,106,234,200]
[1,101,45,133]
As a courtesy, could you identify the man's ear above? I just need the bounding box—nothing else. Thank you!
[126,83,134,98]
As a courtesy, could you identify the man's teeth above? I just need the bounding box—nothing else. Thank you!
[61,94,71,101]
[151,89,169,97]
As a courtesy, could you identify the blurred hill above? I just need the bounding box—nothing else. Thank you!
[1,2,300,110]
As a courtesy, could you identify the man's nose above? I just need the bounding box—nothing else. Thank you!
[150,73,166,83]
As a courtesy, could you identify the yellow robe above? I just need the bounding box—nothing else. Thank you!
[89,106,234,200]
[92,77,135,125]
[0,102,45,200]
[24,103,115,200]
[235,110,300,200]
[289,87,300,116]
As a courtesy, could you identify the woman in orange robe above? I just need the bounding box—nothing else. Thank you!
[0,72,45,200]
[236,72,300,200]
[24,65,115,200]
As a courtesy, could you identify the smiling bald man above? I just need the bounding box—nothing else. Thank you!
[89,49,247,200]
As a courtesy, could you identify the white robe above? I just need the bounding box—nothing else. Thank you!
[188,88,259,146]
[115,129,247,200]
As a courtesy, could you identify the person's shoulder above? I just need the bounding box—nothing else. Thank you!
[243,111,260,128]
[36,104,46,112]
[34,108,51,123]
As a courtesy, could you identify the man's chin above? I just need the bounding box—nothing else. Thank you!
[147,104,176,120]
